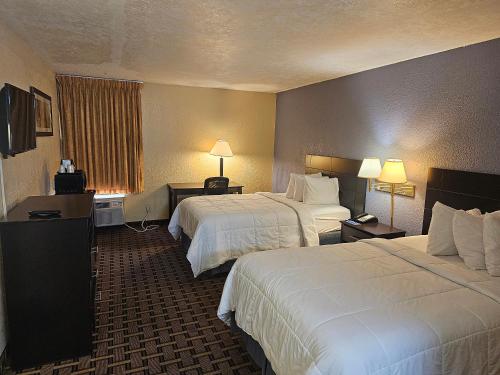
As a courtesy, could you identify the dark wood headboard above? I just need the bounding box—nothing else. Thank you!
[422,167,500,234]
[305,155,366,217]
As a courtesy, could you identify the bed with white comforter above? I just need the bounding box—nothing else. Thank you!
[218,236,500,375]
[168,192,350,276]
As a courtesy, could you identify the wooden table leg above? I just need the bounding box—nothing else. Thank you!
[168,187,175,218]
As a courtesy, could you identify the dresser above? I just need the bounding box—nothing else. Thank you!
[0,193,95,370]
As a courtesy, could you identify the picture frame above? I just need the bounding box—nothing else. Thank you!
[30,86,53,136]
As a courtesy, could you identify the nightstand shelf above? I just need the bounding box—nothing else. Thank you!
[340,220,406,243]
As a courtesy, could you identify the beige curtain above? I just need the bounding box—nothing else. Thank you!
[56,75,144,194]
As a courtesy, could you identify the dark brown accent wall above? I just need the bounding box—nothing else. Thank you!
[273,38,500,234]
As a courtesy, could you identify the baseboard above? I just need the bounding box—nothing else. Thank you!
[125,219,168,226]
[95,219,169,230]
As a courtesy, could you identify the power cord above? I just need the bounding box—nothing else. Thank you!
[124,206,160,233]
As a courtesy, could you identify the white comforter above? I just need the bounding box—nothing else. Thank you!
[168,193,319,276]
[218,238,500,375]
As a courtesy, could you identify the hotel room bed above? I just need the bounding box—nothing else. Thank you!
[218,236,500,375]
[168,155,366,277]
[168,192,351,276]
[217,167,500,375]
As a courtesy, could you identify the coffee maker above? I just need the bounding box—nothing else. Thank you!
[55,159,87,194]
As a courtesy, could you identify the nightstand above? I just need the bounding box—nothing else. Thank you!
[340,220,406,243]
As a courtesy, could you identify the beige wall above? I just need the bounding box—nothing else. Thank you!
[125,83,276,221]
[0,23,60,210]
[0,22,60,354]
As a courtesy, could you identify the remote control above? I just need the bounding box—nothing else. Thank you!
[28,210,62,218]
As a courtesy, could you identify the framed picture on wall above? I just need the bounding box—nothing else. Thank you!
[30,86,53,136]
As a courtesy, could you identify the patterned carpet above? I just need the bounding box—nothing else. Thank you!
[10,224,259,375]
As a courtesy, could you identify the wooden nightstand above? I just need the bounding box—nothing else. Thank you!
[340,220,406,243]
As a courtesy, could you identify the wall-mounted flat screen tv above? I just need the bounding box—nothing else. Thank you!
[0,83,36,158]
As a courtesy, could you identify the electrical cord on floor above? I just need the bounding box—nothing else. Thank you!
[124,206,160,233]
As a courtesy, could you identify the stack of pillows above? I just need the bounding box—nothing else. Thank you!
[285,173,340,205]
[427,201,500,276]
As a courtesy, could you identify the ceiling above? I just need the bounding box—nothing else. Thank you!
[1,0,499,93]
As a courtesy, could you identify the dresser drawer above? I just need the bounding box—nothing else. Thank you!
[341,224,372,242]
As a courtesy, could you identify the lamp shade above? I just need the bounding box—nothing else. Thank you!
[358,158,382,178]
[378,159,407,184]
[210,140,233,157]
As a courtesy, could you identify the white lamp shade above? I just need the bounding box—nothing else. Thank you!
[209,140,233,157]
[358,158,382,178]
[379,159,407,184]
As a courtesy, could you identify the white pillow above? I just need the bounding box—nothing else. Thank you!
[426,201,481,256]
[303,176,340,205]
[292,173,322,201]
[427,202,459,255]
[285,173,297,199]
[484,211,500,276]
[453,210,486,270]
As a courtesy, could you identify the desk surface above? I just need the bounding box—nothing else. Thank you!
[1,193,95,223]
[168,181,243,190]
[340,220,405,236]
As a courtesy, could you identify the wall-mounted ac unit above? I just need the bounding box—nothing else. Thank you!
[94,196,125,227]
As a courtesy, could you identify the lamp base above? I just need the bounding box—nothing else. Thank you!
[219,157,224,177]
[390,183,395,228]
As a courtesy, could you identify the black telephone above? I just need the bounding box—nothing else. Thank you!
[353,213,378,224]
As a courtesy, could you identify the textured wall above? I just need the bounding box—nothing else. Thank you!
[0,21,60,354]
[274,38,500,235]
[125,83,276,221]
[3,1,500,92]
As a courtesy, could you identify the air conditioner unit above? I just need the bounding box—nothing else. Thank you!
[94,196,125,227]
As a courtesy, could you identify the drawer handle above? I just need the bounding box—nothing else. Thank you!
[91,246,98,254]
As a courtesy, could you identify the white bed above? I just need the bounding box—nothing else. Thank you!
[168,192,350,276]
[218,235,500,375]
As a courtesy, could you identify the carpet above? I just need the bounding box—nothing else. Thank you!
[11,224,259,375]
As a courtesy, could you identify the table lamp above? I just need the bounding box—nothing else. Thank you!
[210,140,233,176]
[378,159,407,227]
[358,158,382,191]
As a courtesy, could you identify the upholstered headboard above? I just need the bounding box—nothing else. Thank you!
[422,167,500,234]
[305,154,366,217]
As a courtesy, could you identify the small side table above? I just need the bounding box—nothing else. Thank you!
[340,220,406,243]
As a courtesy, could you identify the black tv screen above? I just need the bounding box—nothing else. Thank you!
[0,83,36,157]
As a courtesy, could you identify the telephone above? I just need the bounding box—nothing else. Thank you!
[353,213,378,224]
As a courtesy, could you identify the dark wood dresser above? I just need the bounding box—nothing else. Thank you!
[0,193,96,370]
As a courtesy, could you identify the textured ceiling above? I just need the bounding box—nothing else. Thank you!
[1,0,499,92]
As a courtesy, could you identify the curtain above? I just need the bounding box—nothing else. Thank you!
[56,75,144,194]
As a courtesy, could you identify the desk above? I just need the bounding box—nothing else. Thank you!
[0,193,95,369]
[167,181,244,218]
